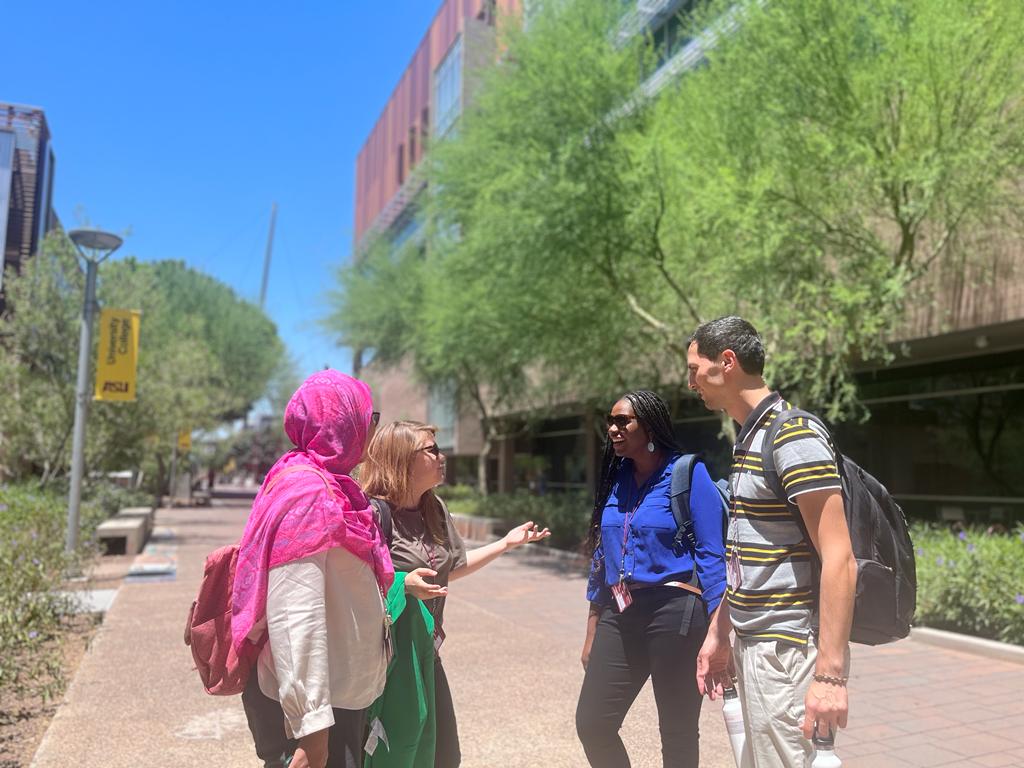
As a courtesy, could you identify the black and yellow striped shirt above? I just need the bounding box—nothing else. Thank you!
[726,392,840,646]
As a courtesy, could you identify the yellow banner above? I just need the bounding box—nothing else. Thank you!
[177,429,192,453]
[95,308,140,401]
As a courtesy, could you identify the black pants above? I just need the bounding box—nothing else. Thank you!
[434,657,462,768]
[241,671,367,768]
[576,588,708,768]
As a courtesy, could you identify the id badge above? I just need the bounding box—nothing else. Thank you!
[383,612,395,666]
[727,549,742,589]
[726,517,742,589]
[611,582,633,613]
[434,624,446,653]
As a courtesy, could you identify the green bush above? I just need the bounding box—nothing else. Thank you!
[435,483,481,502]
[84,480,153,519]
[0,484,102,699]
[912,523,1024,645]
[475,491,592,552]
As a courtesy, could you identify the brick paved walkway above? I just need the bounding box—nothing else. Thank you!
[30,503,1024,767]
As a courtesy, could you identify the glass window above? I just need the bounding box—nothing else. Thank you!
[433,36,463,138]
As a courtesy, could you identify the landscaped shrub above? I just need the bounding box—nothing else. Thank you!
[0,484,102,700]
[84,480,153,519]
[912,523,1024,645]
[475,491,592,552]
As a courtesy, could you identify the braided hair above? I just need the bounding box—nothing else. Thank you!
[586,390,681,555]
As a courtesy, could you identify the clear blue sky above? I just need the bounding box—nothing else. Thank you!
[3,1,442,378]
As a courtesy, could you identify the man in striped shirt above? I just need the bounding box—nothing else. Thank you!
[686,316,857,767]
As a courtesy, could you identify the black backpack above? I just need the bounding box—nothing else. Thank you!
[761,408,917,646]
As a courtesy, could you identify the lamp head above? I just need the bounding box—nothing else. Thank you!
[68,229,123,261]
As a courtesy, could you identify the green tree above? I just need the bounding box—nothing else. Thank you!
[0,234,287,492]
[326,0,1024,460]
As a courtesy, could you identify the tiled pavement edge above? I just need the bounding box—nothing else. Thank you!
[31,506,1024,767]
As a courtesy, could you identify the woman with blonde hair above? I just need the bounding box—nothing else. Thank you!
[360,420,550,768]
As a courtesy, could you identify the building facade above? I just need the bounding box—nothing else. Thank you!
[353,1,1024,525]
[352,0,518,482]
[0,103,58,311]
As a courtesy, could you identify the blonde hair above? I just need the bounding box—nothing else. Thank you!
[360,420,446,544]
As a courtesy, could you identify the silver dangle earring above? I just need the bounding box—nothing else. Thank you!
[647,441,655,453]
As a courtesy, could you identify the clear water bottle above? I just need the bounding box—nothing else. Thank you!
[722,686,752,768]
[811,728,842,768]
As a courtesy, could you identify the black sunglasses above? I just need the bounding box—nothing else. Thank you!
[605,414,638,430]
[370,411,381,426]
[418,443,441,458]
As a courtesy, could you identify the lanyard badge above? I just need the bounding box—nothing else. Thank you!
[611,581,633,612]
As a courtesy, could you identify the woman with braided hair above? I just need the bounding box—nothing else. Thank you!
[575,390,727,768]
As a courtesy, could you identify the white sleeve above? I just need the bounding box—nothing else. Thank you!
[265,552,335,739]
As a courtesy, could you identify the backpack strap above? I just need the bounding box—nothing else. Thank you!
[370,498,394,546]
[760,407,845,508]
[760,407,846,572]
[670,454,701,554]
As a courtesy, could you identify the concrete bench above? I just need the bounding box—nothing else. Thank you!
[115,506,154,538]
[450,513,504,542]
[97,516,147,556]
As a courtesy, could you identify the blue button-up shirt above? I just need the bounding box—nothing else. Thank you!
[586,455,727,615]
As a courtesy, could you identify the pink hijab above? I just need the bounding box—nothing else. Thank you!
[231,370,394,656]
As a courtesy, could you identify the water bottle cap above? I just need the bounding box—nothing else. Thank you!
[723,686,738,699]
[812,731,835,749]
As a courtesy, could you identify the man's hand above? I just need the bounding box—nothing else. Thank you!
[291,728,329,768]
[405,567,448,601]
[802,680,848,740]
[695,628,733,700]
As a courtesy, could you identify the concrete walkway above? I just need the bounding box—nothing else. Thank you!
[31,500,1024,767]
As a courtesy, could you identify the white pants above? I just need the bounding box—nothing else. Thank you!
[733,636,817,768]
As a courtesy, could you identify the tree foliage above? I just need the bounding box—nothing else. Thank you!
[0,233,286,490]
[326,0,1024,426]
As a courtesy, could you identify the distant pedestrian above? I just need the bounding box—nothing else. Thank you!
[233,370,393,768]
[688,317,857,767]
[576,390,727,768]
[360,420,550,768]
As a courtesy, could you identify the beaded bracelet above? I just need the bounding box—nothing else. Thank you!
[813,673,848,687]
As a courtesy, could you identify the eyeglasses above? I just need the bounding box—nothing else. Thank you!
[605,414,638,430]
[370,411,381,426]
[418,443,441,458]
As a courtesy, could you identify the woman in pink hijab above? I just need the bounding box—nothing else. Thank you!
[235,370,394,768]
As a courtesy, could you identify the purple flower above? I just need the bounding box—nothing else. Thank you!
[1016,594,1024,606]
[916,547,924,556]
[936,556,944,566]
[958,531,967,541]
[28,631,38,640]
[967,543,976,553]
[32,558,40,566]
[0,503,8,513]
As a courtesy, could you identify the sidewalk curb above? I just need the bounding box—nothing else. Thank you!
[911,626,1024,665]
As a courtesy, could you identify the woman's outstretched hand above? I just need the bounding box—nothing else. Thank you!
[405,567,449,601]
[503,521,552,550]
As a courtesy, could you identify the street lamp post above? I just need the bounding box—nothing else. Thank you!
[65,228,123,554]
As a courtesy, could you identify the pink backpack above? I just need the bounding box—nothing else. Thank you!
[184,466,334,695]
[184,543,251,695]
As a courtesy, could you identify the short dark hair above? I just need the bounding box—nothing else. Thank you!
[688,316,765,375]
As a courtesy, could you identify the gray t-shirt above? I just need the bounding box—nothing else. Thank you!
[385,497,467,629]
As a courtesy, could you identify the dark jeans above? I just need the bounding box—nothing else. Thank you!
[576,588,708,768]
[241,671,367,768]
[434,657,462,768]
